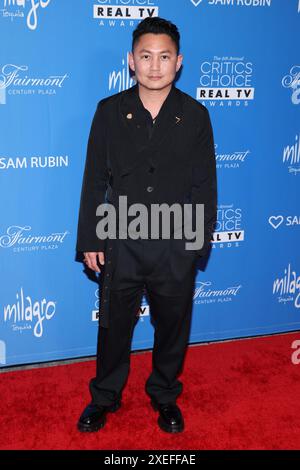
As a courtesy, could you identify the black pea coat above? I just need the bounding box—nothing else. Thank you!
[76,83,217,328]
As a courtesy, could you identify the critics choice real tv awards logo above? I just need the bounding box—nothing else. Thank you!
[93,0,159,27]
[92,287,150,322]
[197,56,255,107]
[212,204,245,249]
[0,0,51,30]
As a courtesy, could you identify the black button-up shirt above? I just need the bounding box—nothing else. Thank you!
[132,85,158,140]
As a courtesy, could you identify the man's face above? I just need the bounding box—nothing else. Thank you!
[128,33,183,91]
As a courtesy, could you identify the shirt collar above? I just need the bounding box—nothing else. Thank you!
[124,82,178,119]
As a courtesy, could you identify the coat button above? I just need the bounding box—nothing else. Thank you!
[147,186,154,192]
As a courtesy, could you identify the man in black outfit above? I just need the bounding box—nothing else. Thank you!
[76,17,217,434]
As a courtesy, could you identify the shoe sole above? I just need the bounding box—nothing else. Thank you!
[77,401,122,433]
[151,401,184,433]
[158,416,184,433]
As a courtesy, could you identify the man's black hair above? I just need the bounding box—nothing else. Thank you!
[132,17,180,54]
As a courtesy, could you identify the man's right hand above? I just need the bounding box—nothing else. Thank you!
[83,252,105,273]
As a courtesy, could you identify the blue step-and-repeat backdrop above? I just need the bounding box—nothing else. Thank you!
[0,0,299,367]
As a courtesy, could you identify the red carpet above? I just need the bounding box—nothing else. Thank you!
[1,332,300,450]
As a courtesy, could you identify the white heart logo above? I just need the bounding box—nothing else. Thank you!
[190,0,203,6]
[268,215,284,229]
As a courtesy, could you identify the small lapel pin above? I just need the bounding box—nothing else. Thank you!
[175,116,181,124]
[126,113,133,120]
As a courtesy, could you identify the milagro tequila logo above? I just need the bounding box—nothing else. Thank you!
[215,143,250,169]
[282,66,300,105]
[0,225,69,252]
[93,0,159,27]
[0,64,68,105]
[190,0,272,7]
[1,0,51,30]
[109,53,136,93]
[3,287,56,338]
[283,133,300,174]
[193,280,242,305]
[197,56,255,107]
[212,204,244,249]
[273,264,300,309]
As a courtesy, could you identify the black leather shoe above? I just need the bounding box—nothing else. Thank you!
[151,400,184,433]
[77,400,121,432]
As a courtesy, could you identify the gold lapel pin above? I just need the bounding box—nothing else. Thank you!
[126,113,133,120]
[175,116,181,124]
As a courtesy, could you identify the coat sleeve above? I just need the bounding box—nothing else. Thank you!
[191,106,217,257]
[76,100,109,253]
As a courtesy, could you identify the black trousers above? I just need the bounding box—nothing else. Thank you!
[89,238,197,407]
